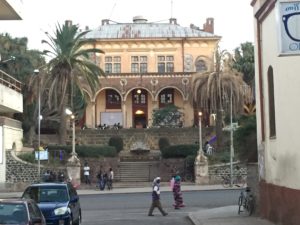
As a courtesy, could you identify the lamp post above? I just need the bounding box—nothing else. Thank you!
[65,108,76,158]
[34,69,41,181]
[198,111,203,154]
[230,83,234,187]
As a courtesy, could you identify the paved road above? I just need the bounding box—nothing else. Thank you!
[80,189,241,225]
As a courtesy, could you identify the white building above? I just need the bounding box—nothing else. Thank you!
[0,0,23,184]
[252,0,300,224]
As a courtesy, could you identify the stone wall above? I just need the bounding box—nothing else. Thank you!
[4,150,66,191]
[208,162,247,184]
[69,127,214,151]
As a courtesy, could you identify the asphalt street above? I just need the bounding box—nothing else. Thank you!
[79,189,241,225]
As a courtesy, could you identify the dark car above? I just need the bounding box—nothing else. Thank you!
[22,182,81,225]
[0,198,46,225]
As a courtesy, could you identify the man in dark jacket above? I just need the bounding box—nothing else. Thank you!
[148,177,168,216]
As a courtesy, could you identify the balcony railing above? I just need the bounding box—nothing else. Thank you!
[104,72,195,78]
[0,69,22,93]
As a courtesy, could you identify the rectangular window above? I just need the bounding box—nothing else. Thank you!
[105,56,121,73]
[131,63,139,73]
[268,66,276,138]
[114,63,121,73]
[159,88,174,107]
[157,55,174,73]
[132,90,147,105]
[166,62,174,72]
[106,90,121,109]
[140,63,147,73]
[131,56,148,73]
[105,64,112,73]
[158,63,165,73]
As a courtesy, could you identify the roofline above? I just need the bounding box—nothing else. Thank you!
[84,36,222,42]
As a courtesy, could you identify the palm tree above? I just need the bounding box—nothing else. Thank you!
[41,21,105,144]
[192,47,252,149]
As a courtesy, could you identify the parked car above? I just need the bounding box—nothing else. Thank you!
[22,182,81,225]
[0,198,46,225]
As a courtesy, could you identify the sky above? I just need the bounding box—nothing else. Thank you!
[2,0,254,52]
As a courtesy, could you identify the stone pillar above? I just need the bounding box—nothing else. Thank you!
[66,156,81,187]
[194,151,209,184]
[122,101,126,128]
[91,102,96,128]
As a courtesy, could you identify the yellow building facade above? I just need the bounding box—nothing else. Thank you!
[82,16,220,129]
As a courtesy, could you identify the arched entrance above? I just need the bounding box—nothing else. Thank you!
[132,88,148,128]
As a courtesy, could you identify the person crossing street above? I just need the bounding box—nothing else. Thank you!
[148,177,168,216]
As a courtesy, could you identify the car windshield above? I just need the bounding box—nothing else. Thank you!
[23,186,69,203]
[0,203,28,224]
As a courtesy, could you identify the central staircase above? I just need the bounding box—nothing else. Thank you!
[116,161,160,182]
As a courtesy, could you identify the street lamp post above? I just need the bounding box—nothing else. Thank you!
[198,112,203,154]
[65,108,77,158]
[230,83,234,187]
[34,69,41,181]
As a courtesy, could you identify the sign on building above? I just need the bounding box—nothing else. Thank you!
[35,150,48,160]
[278,1,300,55]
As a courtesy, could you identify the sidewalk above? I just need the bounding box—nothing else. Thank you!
[0,183,275,225]
[0,183,231,198]
[188,205,275,225]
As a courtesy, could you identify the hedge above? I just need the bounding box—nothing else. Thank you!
[161,144,198,158]
[108,136,123,153]
[47,145,117,157]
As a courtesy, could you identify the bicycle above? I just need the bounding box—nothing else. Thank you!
[238,187,255,216]
[221,174,246,188]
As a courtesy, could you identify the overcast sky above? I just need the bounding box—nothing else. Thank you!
[2,0,254,52]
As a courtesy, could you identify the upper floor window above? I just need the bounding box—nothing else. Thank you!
[268,66,276,138]
[105,56,121,73]
[106,89,121,109]
[159,88,174,107]
[157,55,174,73]
[131,56,148,73]
[195,59,207,72]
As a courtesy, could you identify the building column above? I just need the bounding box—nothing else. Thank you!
[122,101,127,128]
[91,101,96,128]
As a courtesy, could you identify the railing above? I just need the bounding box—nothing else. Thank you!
[0,69,22,93]
[104,72,195,78]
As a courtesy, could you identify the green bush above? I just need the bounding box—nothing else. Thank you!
[207,149,230,164]
[108,136,123,153]
[47,145,117,157]
[158,137,170,150]
[234,115,257,162]
[161,144,198,158]
[18,152,35,163]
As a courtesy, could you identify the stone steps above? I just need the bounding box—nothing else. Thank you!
[116,161,159,182]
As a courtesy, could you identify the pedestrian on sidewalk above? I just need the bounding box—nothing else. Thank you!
[107,167,114,190]
[83,162,91,185]
[148,177,168,216]
[97,170,105,190]
[173,175,185,209]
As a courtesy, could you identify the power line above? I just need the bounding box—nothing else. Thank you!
[108,1,118,20]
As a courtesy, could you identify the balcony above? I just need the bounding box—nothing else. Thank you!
[0,69,23,113]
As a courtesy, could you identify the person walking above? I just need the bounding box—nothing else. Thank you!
[107,168,114,190]
[83,162,91,185]
[173,175,185,209]
[148,177,168,216]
